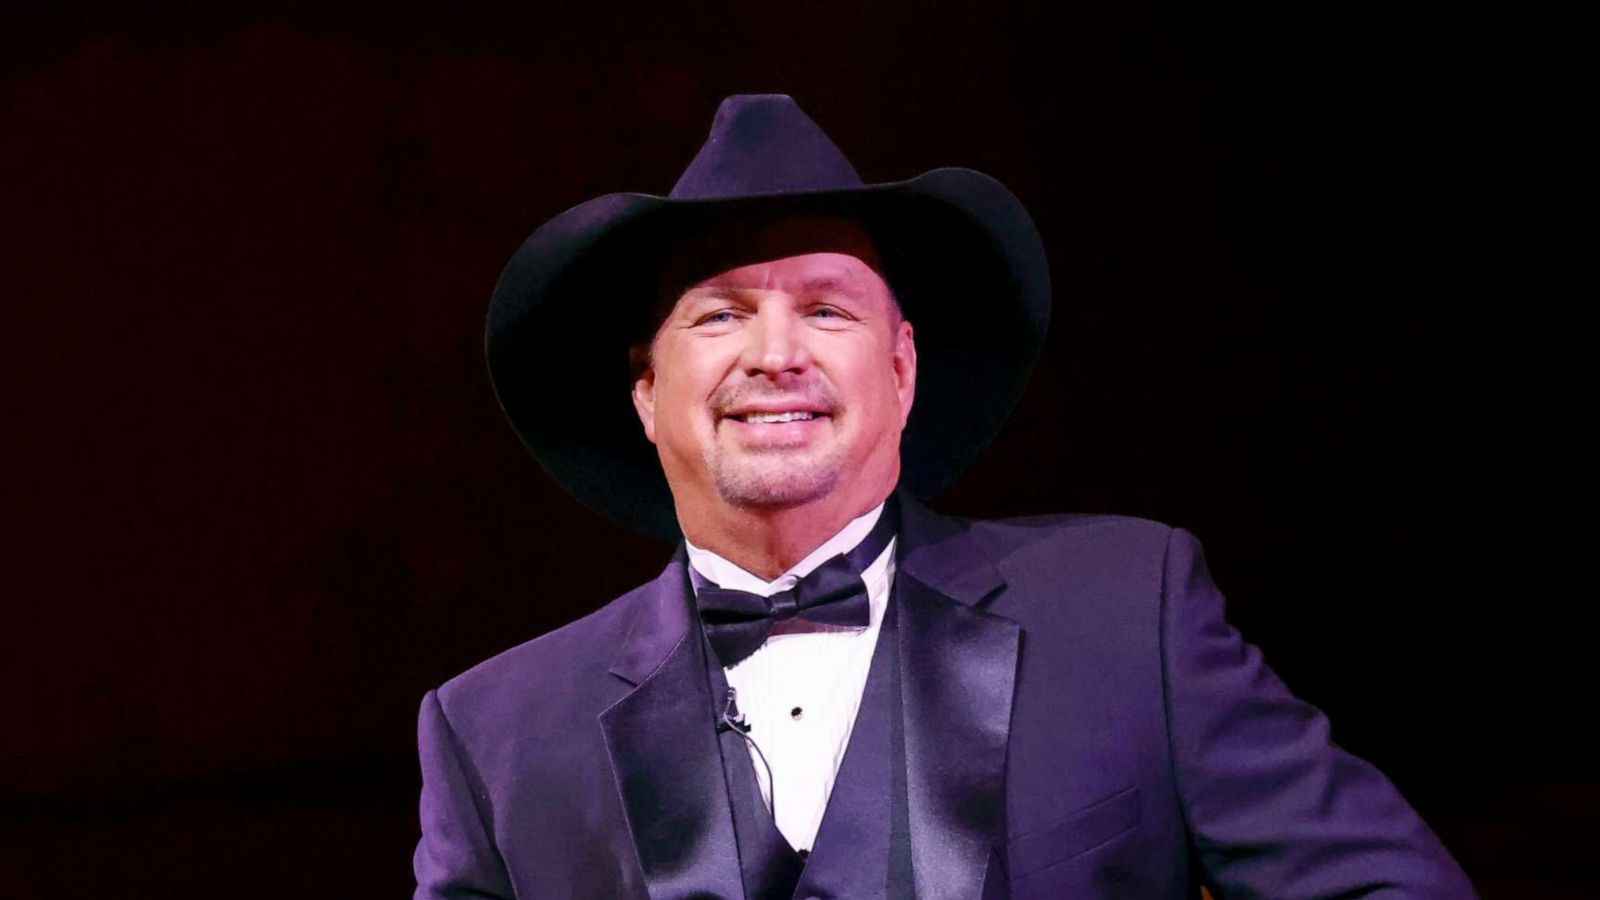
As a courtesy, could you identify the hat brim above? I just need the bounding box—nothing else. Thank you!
[487,167,1051,542]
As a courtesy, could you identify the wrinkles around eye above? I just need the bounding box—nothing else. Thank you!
[690,307,854,328]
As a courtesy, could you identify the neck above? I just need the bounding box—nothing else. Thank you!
[679,489,893,580]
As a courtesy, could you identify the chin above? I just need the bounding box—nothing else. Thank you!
[710,455,844,510]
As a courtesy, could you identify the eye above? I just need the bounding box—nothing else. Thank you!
[809,305,851,320]
[695,309,743,326]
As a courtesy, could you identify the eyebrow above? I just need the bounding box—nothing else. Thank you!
[797,276,865,300]
[686,286,744,302]
[688,275,864,296]
[680,274,869,307]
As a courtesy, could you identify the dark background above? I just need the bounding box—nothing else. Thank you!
[2,2,1586,897]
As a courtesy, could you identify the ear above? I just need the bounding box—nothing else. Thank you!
[893,318,917,424]
[631,368,659,445]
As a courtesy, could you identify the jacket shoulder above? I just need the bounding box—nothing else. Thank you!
[968,511,1176,567]
[431,577,651,739]
[959,512,1181,633]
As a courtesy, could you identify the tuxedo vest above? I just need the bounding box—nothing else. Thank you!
[702,585,914,899]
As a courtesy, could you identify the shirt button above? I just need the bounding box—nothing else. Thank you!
[790,706,804,720]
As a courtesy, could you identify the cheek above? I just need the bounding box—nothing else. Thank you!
[838,356,906,436]
[876,366,911,432]
[652,356,720,442]
[653,383,698,445]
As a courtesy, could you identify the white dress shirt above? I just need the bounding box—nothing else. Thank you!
[684,502,896,854]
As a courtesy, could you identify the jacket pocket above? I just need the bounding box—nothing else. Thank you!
[1006,785,1141,879]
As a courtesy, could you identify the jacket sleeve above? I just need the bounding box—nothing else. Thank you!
[1159,527,1476,898]
[414,689,515,900]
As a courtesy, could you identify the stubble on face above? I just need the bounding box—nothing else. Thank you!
[703,379,845,509]
[708,443,845,508]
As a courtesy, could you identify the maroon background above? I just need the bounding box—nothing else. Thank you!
[2,3,1585,898]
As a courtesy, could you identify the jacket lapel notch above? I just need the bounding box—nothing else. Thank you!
[895,490,1007,606]
[608,547,695,686]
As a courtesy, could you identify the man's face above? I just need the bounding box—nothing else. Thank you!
[632,239,916,522]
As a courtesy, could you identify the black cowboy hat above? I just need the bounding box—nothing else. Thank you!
[487,94,1051,541]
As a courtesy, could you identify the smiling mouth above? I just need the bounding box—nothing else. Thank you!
[726,411,825,424]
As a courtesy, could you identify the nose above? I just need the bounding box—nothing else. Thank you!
[739,304,813,378]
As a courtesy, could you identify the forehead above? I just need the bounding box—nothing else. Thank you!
[657,213,886,303]
[687,251,887,298]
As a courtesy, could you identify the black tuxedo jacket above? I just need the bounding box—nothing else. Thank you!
[414,496,1474,898]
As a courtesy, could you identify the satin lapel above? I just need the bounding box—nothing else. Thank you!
[599,553,746,900]
[895,493,1020,900]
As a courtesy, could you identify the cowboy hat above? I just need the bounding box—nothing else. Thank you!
[487,94,1050,540]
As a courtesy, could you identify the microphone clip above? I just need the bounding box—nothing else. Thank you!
[720,687,752,734]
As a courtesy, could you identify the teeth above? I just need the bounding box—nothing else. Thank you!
[743,411,817,424]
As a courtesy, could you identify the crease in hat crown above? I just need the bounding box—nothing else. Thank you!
[669,95,865,199]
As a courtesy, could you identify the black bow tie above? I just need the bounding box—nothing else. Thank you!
[694,500,899,668]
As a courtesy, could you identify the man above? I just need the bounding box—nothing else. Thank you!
[414,95,1474,898]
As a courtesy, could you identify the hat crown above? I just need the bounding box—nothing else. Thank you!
[670,94,864,199]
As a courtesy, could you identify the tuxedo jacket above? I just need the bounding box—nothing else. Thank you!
[414,495,1475,898]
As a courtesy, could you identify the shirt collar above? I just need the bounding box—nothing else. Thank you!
[684,501,888,598]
